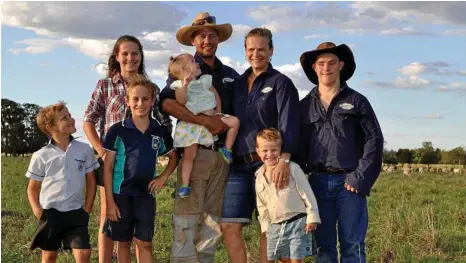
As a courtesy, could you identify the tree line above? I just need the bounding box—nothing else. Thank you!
[1,98,48,156]
[384,141,466,166]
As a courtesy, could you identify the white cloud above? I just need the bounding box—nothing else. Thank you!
[442,29,466,35]
[398,61,466,76]
[1,2,186,39]
[94,63,108,77]
[232,24,253,39]
[368,75,431,90]
[424,113,444,120]
[304,34,331,39]
[380,27,432,36]
[218,57,249,74]
[149,67,169,81]
[394,76,430,89]
[399,62,428,76]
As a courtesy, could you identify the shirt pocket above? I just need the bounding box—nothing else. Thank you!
[304,112,323,133]
[333,108,358,138]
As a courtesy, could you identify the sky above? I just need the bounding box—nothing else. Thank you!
[1,1,465,151]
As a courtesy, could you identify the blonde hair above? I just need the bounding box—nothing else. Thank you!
[36,101,67,137]
[126,74,156,99]
[256,128,282,144]
[168,53,190,80]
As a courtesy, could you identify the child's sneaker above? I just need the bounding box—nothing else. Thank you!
[219,147,234,164]
[178,185,191,198]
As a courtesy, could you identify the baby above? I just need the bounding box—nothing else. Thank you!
[168,53,240,198]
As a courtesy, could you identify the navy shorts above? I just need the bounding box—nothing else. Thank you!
[222,161,262,224]
[31,208,90,251]
[103,194,156,242]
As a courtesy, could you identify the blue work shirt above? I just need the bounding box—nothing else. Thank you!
[159,53,239,147]
[103,118,174,196]
[298,83,384,196]
[233,64,300,156]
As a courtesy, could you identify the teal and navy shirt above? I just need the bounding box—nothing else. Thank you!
[103,118,174,196]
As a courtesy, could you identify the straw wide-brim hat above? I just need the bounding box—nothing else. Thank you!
[176,12,233,46]
[300,42,356,85]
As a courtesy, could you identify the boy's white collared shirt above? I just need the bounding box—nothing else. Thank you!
[255,161,321,233]
[26,138,99,212]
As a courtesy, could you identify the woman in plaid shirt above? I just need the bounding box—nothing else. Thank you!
[83,35,171,263]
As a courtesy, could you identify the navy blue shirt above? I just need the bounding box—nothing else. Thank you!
[233,64,300,156]
[103,118,174,196]
[159,53,239,146]
[298,83,384,196]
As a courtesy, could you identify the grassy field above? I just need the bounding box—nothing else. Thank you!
[2,156,466,263]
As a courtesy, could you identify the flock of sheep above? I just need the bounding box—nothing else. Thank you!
[382,164,463,176]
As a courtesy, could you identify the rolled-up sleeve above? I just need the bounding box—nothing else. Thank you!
[276,78,300,155]
[345,96,384,196]
[256,182,271,233]
[292,164,321,224]
[83,80,105,124]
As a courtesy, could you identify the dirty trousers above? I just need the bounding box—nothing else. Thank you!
[171,148,228,263]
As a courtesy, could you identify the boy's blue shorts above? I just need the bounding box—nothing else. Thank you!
[103,194,156,242]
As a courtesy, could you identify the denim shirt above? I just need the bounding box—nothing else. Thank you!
[298,83,384,196]
[233,64,300,156]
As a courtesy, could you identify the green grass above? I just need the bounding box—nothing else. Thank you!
[2,156,466,262]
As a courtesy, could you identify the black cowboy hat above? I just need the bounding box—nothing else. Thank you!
[300,42,356,85]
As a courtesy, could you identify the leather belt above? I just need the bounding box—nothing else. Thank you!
[234,152,262,165]
[311,167,352,175]
[198,144,222,151]
[277,213,306,224]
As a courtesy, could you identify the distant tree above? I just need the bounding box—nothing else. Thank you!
[396,148,413,164]
[22,103,48,154]
[414,141,441,166]
[383,149,398,164]
[1,98,26,156]
[449,147,466,165]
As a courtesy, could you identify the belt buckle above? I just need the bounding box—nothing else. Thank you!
[243,154,254,163]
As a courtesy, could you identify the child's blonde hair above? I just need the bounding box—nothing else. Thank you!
[36,101,67,137]
[168,53,190,80]
[126,74,156,99]
[256,128,282,144]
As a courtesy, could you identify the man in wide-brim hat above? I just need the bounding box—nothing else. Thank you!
[298,42,384,263]
[158,12,239,263]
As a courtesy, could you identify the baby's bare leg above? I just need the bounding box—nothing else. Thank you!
[221,116,240,150]
[181,144,198,186]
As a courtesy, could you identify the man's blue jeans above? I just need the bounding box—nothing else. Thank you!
[309,173,368,263]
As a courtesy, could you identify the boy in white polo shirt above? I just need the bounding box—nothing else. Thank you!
[26,101,99,263]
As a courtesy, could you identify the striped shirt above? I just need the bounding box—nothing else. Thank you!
[83,73,172,141]
[25,138,100,212]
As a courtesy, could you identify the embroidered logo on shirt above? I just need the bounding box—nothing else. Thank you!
[261,87,273,93]
[75,159,85,172]
[339,103,354,110]
[222,77,234,83]
[152,136,160,150]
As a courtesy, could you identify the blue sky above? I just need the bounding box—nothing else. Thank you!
[1,1,465,150]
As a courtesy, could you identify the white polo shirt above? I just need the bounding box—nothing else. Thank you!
[25,138,99,212]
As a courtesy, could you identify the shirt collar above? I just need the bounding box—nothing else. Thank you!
[241,63,275,80]
[112,73,125,84]
[122,117,160,132]
[48,135,76,146]
[310,81,349,98]
[194,53,223,70]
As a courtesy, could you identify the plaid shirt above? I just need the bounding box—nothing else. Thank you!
[83,73,172,141]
